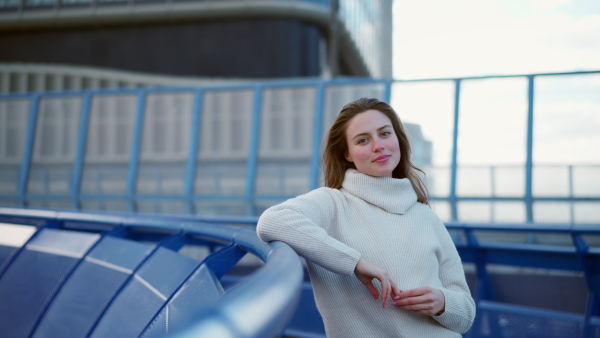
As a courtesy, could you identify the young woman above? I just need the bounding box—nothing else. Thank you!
[257,97,475,337]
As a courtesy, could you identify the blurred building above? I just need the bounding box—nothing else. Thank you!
[403,123,432,168]
[0,0,393,92]
[0,0,436,217]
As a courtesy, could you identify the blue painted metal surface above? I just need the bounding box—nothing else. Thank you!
[0,207,304,338]
[452,222,600,337]
[2,207,599,337]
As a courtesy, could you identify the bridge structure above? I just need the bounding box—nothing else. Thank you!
[0,207,599,337]
[0,207,305,338]
[0,72,599,336]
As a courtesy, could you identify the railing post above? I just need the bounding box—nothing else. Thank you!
[18,94,40,208]
[449,79,461,221]
[466,229,494,302]
[309,83,325,190]
[184,89,204,214]
[126,89,147,213]
[572,233,599,337]
[245,86,263,216]
[525,75,535,223]
[70,92,92,210]
[382,79,392,103]
[490,165,496,223]
[465,227,497,338]
[568,165,575,224]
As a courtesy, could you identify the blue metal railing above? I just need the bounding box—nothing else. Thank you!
[0,207,304,338]
[1,207,598,337]
[444,221,600,337]
[1,72,598,223]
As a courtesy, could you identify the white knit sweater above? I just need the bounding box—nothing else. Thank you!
[257,169,475,337]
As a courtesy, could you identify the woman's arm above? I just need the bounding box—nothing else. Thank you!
[256,189,361,276]
[257,189,401,308]
[428,220,476,334]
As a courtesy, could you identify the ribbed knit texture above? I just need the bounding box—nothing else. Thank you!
[257,169,475,337]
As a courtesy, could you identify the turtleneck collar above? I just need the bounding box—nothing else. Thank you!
[340,169,417,215]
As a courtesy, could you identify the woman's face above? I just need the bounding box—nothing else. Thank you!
[344,109,401,178]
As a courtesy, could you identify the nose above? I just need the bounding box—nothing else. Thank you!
[372,137,384,151]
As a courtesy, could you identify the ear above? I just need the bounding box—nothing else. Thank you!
[345,152,353,162]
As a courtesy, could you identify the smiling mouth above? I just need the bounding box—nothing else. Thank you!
[373,155,391,163]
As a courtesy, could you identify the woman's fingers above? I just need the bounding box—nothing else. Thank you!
[354,258,397,308]
[392,286,445,316]
[380,277,390,308]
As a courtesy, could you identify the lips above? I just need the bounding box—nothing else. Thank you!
[373,155,391,163]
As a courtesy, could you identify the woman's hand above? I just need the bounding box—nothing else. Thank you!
[354,258,399,308]
[392,286,446,316]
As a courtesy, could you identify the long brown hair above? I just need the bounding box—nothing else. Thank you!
[323,97,429,205]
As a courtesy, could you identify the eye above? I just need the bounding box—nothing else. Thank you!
[381,131,392,137]
[357,138,368,144]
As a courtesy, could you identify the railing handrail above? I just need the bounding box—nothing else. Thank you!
[0,207,304,338]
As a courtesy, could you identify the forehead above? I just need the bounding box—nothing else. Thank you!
[345,110,392,137]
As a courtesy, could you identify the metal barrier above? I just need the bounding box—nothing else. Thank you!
[2,206,599,337]
[0,72,598,223]
[446,222,600,337]
[0,207,303,338]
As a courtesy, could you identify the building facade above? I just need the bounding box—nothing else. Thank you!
[0,0,393,93]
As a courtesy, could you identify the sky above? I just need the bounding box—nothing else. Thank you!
[389,0,600,168]
[392,0,600,79]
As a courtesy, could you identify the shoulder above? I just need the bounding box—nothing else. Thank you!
[409,202,448,229]
[263,187,343,215]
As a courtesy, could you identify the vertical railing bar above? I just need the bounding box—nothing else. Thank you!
[568,165,575,224]
[525,75,535,224]
[126,89,146,213]
[70,92,92,211]
[245,86,263,216]
[490,166,495,223]
[524,75,536,243]
[17,94,40,208]
[382,79,392,103]
[449,79,461,221]
[184,89,204,214]
[309,83,325,190]
[572,233,597,337]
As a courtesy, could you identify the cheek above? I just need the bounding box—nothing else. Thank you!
[385,138,400,153]
[349,147,370,161]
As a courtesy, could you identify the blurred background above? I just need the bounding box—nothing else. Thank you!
[0,1,599,336]
[1,0,598,225]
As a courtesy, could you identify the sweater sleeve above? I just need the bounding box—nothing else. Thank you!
[256,188,361,276]
[431,220,476,334]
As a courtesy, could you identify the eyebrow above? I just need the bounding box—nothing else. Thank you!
[351,125,392,140]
